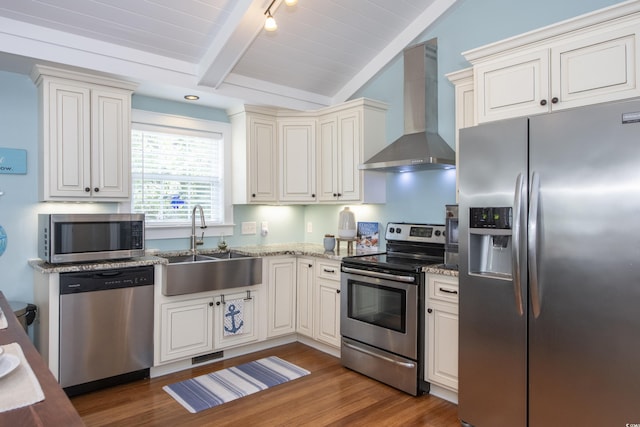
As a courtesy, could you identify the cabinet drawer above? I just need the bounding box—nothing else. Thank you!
[316,260,340,281]
[428,274,459,304]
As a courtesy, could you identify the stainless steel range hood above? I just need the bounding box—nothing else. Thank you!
[360,39,455,172]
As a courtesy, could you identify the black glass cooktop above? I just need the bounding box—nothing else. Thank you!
[341,252,443,273]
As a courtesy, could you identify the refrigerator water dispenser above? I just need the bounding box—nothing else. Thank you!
[468,207,513,279]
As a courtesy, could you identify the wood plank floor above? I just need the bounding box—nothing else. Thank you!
[71,342,460,426]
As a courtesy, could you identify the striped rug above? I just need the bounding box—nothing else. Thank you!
[163,356,310,413]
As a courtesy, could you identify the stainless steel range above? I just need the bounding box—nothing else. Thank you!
[340,222,445,395]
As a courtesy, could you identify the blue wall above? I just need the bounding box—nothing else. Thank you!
[0,0,623,305]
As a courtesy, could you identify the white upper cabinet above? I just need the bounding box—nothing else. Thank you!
[32,66,135,201]
[317,109,362,202]
[464,2,640,124]
[229,98,387,205]
[229,106,278,204]
[315,99,387,204]
[279,118,317,203]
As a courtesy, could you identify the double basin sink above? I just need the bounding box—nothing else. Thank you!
[163,251,262,296]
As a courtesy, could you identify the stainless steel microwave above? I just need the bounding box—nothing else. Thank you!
[38,213,145,264]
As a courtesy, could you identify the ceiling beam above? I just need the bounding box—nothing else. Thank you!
[197,0,282,89]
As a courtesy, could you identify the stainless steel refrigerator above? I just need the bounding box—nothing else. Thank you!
[458,98,640,427]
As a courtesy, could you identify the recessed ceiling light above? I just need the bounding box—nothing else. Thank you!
[184,95,199,101]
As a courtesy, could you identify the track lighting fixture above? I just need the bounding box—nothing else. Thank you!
[264,0,298,32]
[264,9,277,32]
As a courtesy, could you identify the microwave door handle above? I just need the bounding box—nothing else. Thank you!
[528,171,542,318]
[512,173,525,316]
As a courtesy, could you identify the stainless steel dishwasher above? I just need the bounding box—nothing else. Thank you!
[59,265,154,396]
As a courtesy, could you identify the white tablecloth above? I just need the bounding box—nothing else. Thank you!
[0,342,45,412]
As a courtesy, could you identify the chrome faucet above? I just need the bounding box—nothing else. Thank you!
[191,205,207,255]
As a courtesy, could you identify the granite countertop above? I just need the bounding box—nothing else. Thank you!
[28,243,348,274]
[29,243,459,276]
[28,255,167,274]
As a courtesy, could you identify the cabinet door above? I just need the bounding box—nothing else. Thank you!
[45,81,92,198]
[551,25,640,111]
[160,297,214,363]
[266,258,297,338]
[475,50,550,123]
[279,119,316,203]
[336,110,361,201]
[315,278,341,348]
[317,110,362,202]
[427,300,459,391]
[296,258,314,337]
[214,289,259,349]
[317,116,339,202]
[249,115,278,203]
[90,88,131,199]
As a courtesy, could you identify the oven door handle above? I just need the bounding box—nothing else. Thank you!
[342,340,416,369]
[342,267,416,283]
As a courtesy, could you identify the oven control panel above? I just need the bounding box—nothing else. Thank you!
[385,222,446,244]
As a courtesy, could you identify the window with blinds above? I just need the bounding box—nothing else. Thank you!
[131,124,225,225]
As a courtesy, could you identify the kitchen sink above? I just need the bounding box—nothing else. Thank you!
[163,252,262,296]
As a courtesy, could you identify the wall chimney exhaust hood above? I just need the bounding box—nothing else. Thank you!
[359,39,455,173]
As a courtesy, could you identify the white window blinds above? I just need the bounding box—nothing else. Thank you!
[131,124,225,225]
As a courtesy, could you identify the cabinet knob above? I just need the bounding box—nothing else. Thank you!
[337,193,342,197]
[308,264,313,268]
[336,289,341,294]
[84,187,91,192]
[209,302,214,307]
[311,194,316,198]
[251,193,256,198]
[333,193,338,197]
[216,301,221,306]
[427,308,433,314]
[94,187,99,192]
[551,97,559,104]
[540,99,547,106]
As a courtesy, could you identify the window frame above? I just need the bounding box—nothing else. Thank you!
[123,110,234,240]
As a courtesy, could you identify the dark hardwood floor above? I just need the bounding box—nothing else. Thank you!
[71,342,460,426]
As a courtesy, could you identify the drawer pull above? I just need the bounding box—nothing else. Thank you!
[439,287,458,295]
[323,268,336,273]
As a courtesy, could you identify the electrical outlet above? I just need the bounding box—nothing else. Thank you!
[307,222,313,233]
[241,221,257,235]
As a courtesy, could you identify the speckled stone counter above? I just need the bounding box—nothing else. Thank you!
[424,264,459,277]
[153,243,347,262]
[28,243,351,274]
[28,256,167,274]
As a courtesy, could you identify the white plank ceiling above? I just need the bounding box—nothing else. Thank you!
[0,0,457,110]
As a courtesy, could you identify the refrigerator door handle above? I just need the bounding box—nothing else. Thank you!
[512,173,526,316]
[528,171,542,318]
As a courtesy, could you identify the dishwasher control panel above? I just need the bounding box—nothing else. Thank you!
[60,265,154,294]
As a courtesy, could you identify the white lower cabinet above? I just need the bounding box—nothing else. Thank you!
[213,289,260,350]
[314,260,341,348]
[426,274,459,392]
[159,296,214,363]
[157,256,343,367]
[296,258,341,348]
[265,257,297,338]
[296,258,315,338]
[159,287,260,363]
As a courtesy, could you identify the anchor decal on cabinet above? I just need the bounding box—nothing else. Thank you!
[224,303,244,334]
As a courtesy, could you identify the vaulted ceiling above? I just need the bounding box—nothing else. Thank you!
[0,0,456,110]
